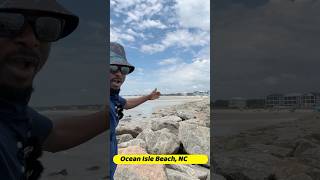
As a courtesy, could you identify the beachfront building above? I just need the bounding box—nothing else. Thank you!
[193,91,210,96]
[266,92,320,109]
[301,92,320,108]
[229,97,246,109]
[283,93,302,108]
[266,94,284,107]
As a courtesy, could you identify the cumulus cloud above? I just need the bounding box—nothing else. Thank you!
[175,0,210,30]
[110,27,135,42]
[111,0,210,95]
[155,58,210,93]
[158,58,180,65]
[141,29,209,53]
[138,19,167,29]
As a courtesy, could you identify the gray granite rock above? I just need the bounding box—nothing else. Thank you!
[179,122,210,165]
[117,134,134,144]
[166,164,209,180]
[166,168,199,180]
[118,138,146,149]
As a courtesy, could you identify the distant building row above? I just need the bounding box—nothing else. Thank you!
[214,92,320,109]
[266,93,320,108]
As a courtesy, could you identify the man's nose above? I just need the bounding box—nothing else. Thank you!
[13,24,41,48]
[114,70,123,76]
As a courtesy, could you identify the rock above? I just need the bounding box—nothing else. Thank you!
[166,168,199,180]
[273,159,315,180]
[176,111,195,120]
[287,174,313,180]
[179,122,210,165]
[136,128,154,142]
[184,118,209,128]
[294,144,320,169]
[293,139,318,157]
[151,116,181,135]
[246,144,292,158]
[117,134,134,144]
[118,139,147,149]
[116,121,146,137]
[212,173,226,180]
[214,152,281,180]
[115,146,167,180]
[137,128,180,154]
[166,164,209,180]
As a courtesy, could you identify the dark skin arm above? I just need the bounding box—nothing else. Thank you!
[43,107,108,153]
[124,88,161,109]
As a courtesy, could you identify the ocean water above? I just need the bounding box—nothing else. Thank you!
[122,96,205,118]
[39,96,206,119]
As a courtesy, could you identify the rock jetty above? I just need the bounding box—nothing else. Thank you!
[115,98,211,180]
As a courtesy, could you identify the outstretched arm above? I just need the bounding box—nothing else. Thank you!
[124,88,161,109]
[43,108,108,153]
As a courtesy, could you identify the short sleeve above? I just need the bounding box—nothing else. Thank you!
[27,108,53,144]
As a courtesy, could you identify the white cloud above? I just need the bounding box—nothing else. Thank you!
[175,0,210,30]
[138,19,167,29]
[110,27,135,42]
[111,0,211,95]
[158,58,180,65]
[141,29,209,53]
[141,44,166,53]
[155,58,210,93]
[120,57,210,95]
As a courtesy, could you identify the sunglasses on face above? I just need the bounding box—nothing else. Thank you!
[110,65,131,75]
[0,12,65,42]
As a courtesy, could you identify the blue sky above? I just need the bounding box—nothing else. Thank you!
[110,0,210,95]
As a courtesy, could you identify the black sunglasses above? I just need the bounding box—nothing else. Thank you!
[0,12,65,42]
[110,65,131,75]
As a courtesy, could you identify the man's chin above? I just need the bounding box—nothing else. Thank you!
[0,83,34,103]
[111,86,121,90]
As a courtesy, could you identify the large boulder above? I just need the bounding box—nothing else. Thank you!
[212,173,226,180]
[178,122,210,165]
[165,168,199,180]
[166,164,209,180]
[214,152,282,179]
[176,111,196,121]
[151,116,181,135]
[116,134,134,144]
[118,139,147,149]
[114,146,167,180]
[293,140,320,169]
[116,121,145,137]
[137,128,180,154]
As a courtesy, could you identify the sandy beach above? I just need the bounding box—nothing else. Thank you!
[38,96,206,180]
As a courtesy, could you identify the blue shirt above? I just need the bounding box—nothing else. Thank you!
[0,100,53,180]
[109,89,126,179]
